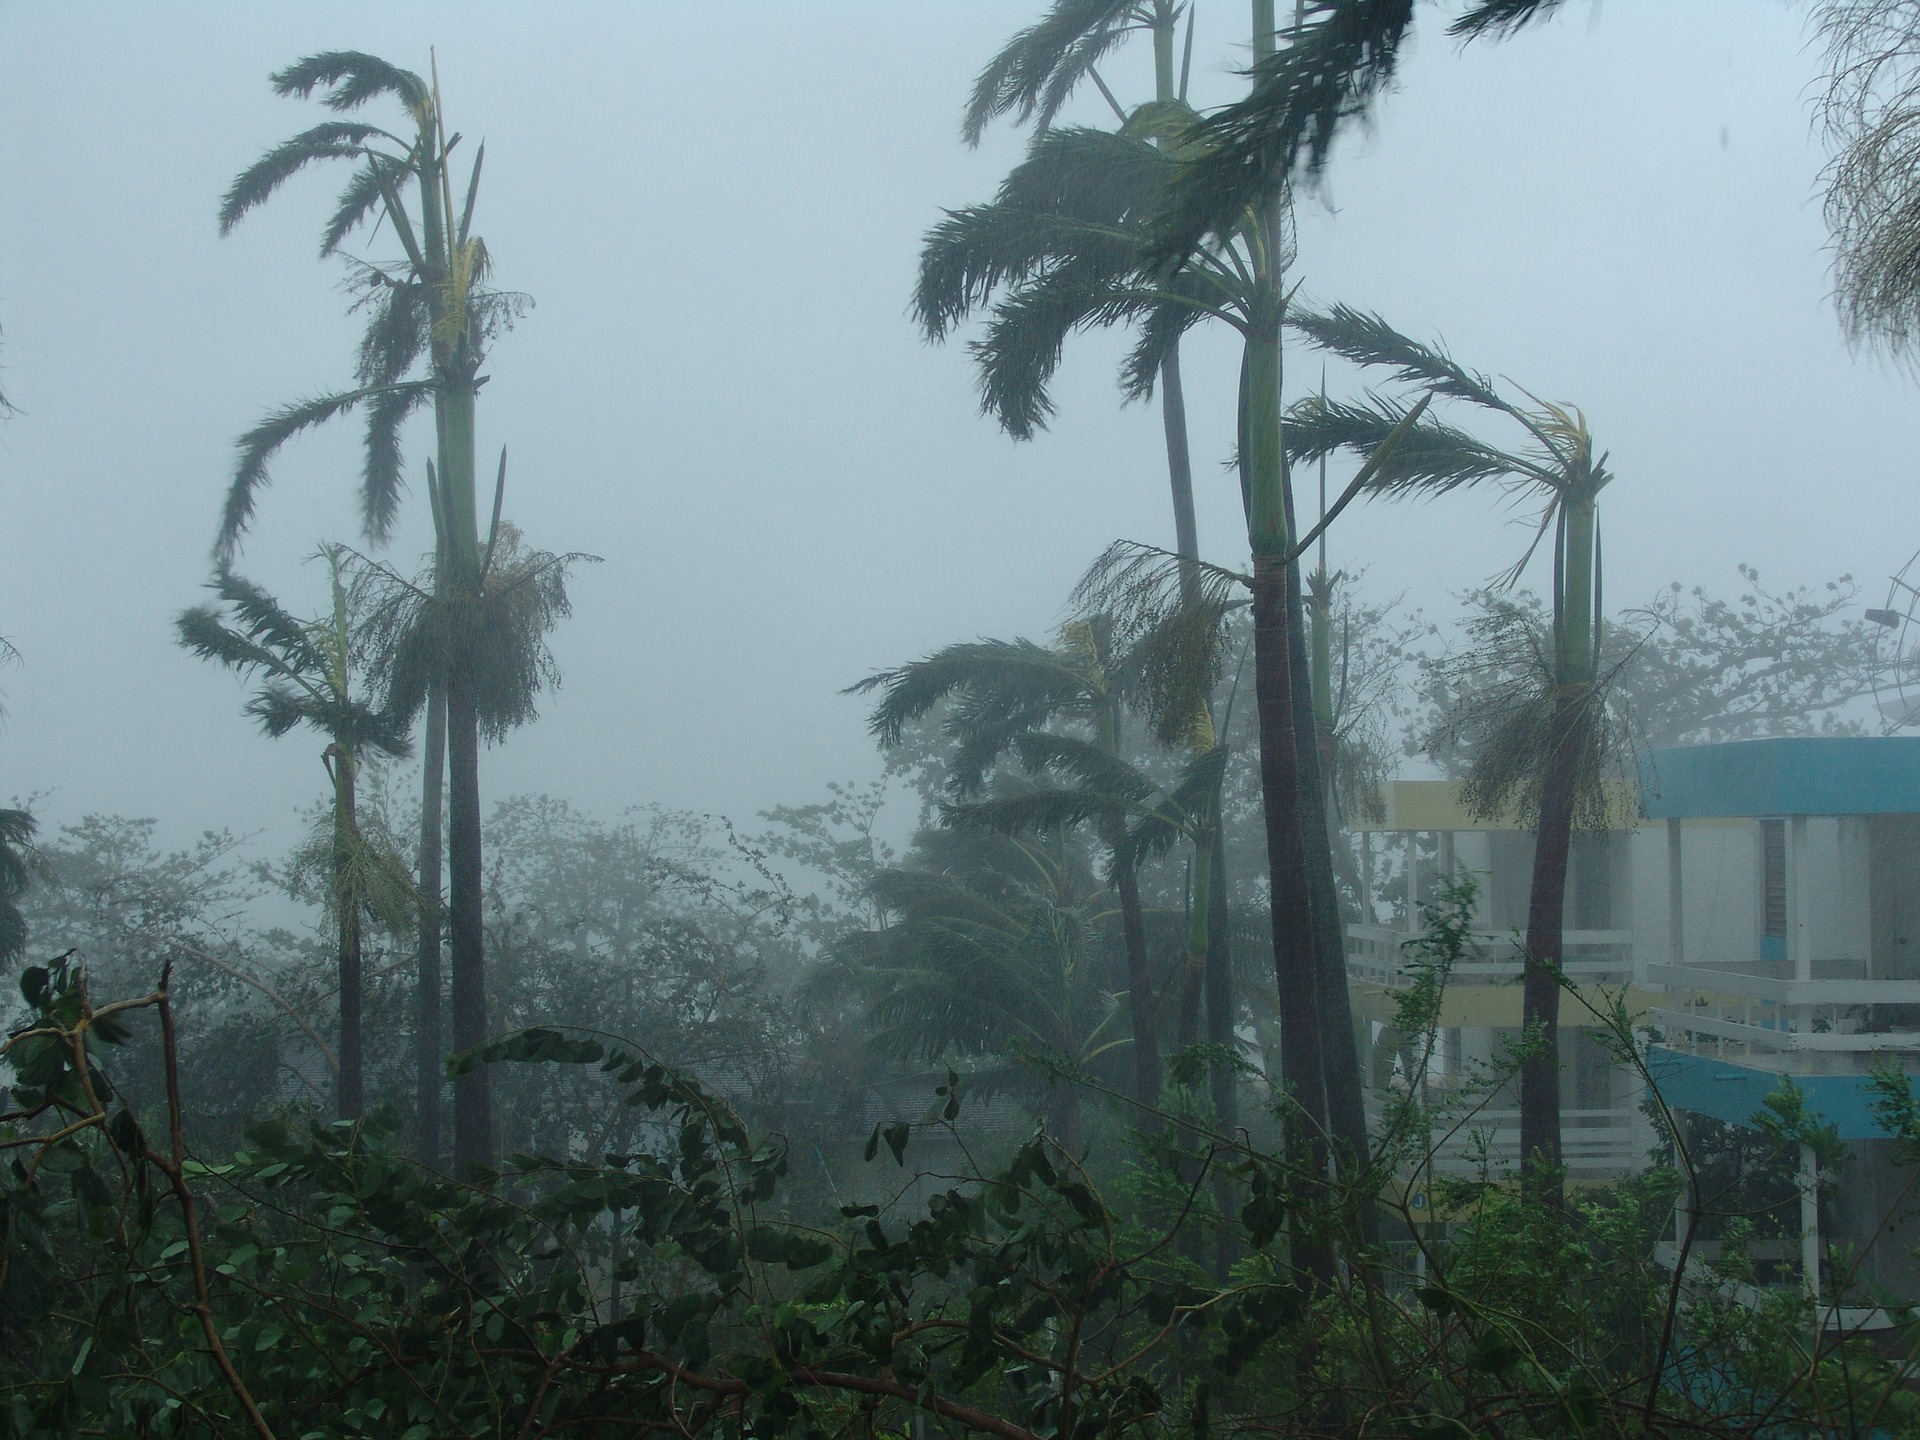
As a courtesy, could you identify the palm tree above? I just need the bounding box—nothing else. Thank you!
[849,624,1184,1120]
[0,807,40,967]
[176,552,413,1118]
[217,52,529,1172]
[812,837,1130,1150]
[959,0,1206,567]
[1144,0,1565,265]
[1285,304,1613,1206]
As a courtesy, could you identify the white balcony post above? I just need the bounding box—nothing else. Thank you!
[1406,833,1419,937]
[1667,817,1684,968]
[1791,815,1812,984]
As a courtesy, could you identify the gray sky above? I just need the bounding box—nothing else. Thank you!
[2,1,1913,858]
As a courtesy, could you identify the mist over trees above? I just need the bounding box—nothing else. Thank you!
[7,4,1920,1437]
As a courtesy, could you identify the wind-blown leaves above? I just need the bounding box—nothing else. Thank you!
[1145,0,1562,262]
[175,565,413,759]
[1288,304,1508,414]
[360,381,435,545]
[848,638,1106,793]
[357,530,596,745]
[218,390,369,563]
[1283,395,1523,498]
[962,0,1142,144]
[217,122,385,236]
[272,50,429,113]
[0,805,42,964]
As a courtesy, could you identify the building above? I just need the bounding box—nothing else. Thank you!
[1641,736,1920,1324]
[1346,779,1655,1194]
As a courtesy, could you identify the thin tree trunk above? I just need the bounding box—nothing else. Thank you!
[1177,843,1212,1052]
[447,664,494,1175]
[1286,508,1371,1197]
[1115,862,1163,1126]
[1253,553,1334,1288]
[1205,818,1239,1278]
[1161,347,1200,565]
[414,682,446,1167]
[1205,821,1236,1128]
[332,745,364,1121]
[1520,687,1581,1209]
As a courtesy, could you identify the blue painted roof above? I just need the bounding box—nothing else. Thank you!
[1638,737,1920,819]
[1648,1048,1915,1141]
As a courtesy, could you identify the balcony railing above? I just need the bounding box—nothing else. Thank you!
[1649,962,1920,1059]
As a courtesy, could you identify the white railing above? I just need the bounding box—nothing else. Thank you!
[1649,961,1920,1058]
[1347,923,1634,988]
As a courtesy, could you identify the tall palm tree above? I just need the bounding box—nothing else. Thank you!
[1286,304,1613,1206]
[176,552,413,1118]
[812,838,1130,1151]
[217,52,528,1172]
[938,3,1266,1140]
[850,624,1186,1120]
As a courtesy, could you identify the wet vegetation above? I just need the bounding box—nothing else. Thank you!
[7,4,1920,1437]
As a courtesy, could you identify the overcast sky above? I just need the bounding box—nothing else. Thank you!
[2,0,1913,860]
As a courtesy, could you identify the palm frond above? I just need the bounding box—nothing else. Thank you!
[1283,394,1520,497]
[218,122,385,236]
[1288,303,1510,414]
[1448,0,1565,40]
[217,389,368,562]
[1146,0,1418,260]
[1118,262,1239,400]
[357,533,595,741]
[943,786,1128,838]
[915,127,1168,342]
[969,260,1159,439]
[360,381,434,545]
[321,155,406,257]
[272,51,429,114]
[849,639,1089,745]
[962,0,1143,144]
[1116,744,1227,867]
[1013,732,1154,804]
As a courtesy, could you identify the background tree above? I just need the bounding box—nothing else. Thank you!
[850,627,1181,1118]
[218,51,534,1172]
[810,830,1127,1149]
[1820,0,1920,365]
[1287,303,1613,1205]
[176,553,412,1118]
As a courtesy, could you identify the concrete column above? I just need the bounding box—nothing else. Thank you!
[1791,815,1812,984]
[1405,833,1419,936]
[1667,817,1684,970]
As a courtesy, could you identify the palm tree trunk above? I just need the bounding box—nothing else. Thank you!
[1115,861,1163,1124]
[1243,259,1333,1286]
[1177,842,1212,1052]
[1520,492,1597,1209]
[414,681,446,1167]
[333,745,364,1121]
[1520,688,1579,1208]
[447,663,493,1174]
[1161,347,1200,565]
[1204,821,1236,1127]
[1286,510,1370,1197]
[1253,552,1333,1285]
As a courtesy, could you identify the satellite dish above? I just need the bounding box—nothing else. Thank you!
[1868,548,1920,731]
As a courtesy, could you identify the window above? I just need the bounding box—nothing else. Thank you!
[1762,818,1787,942]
